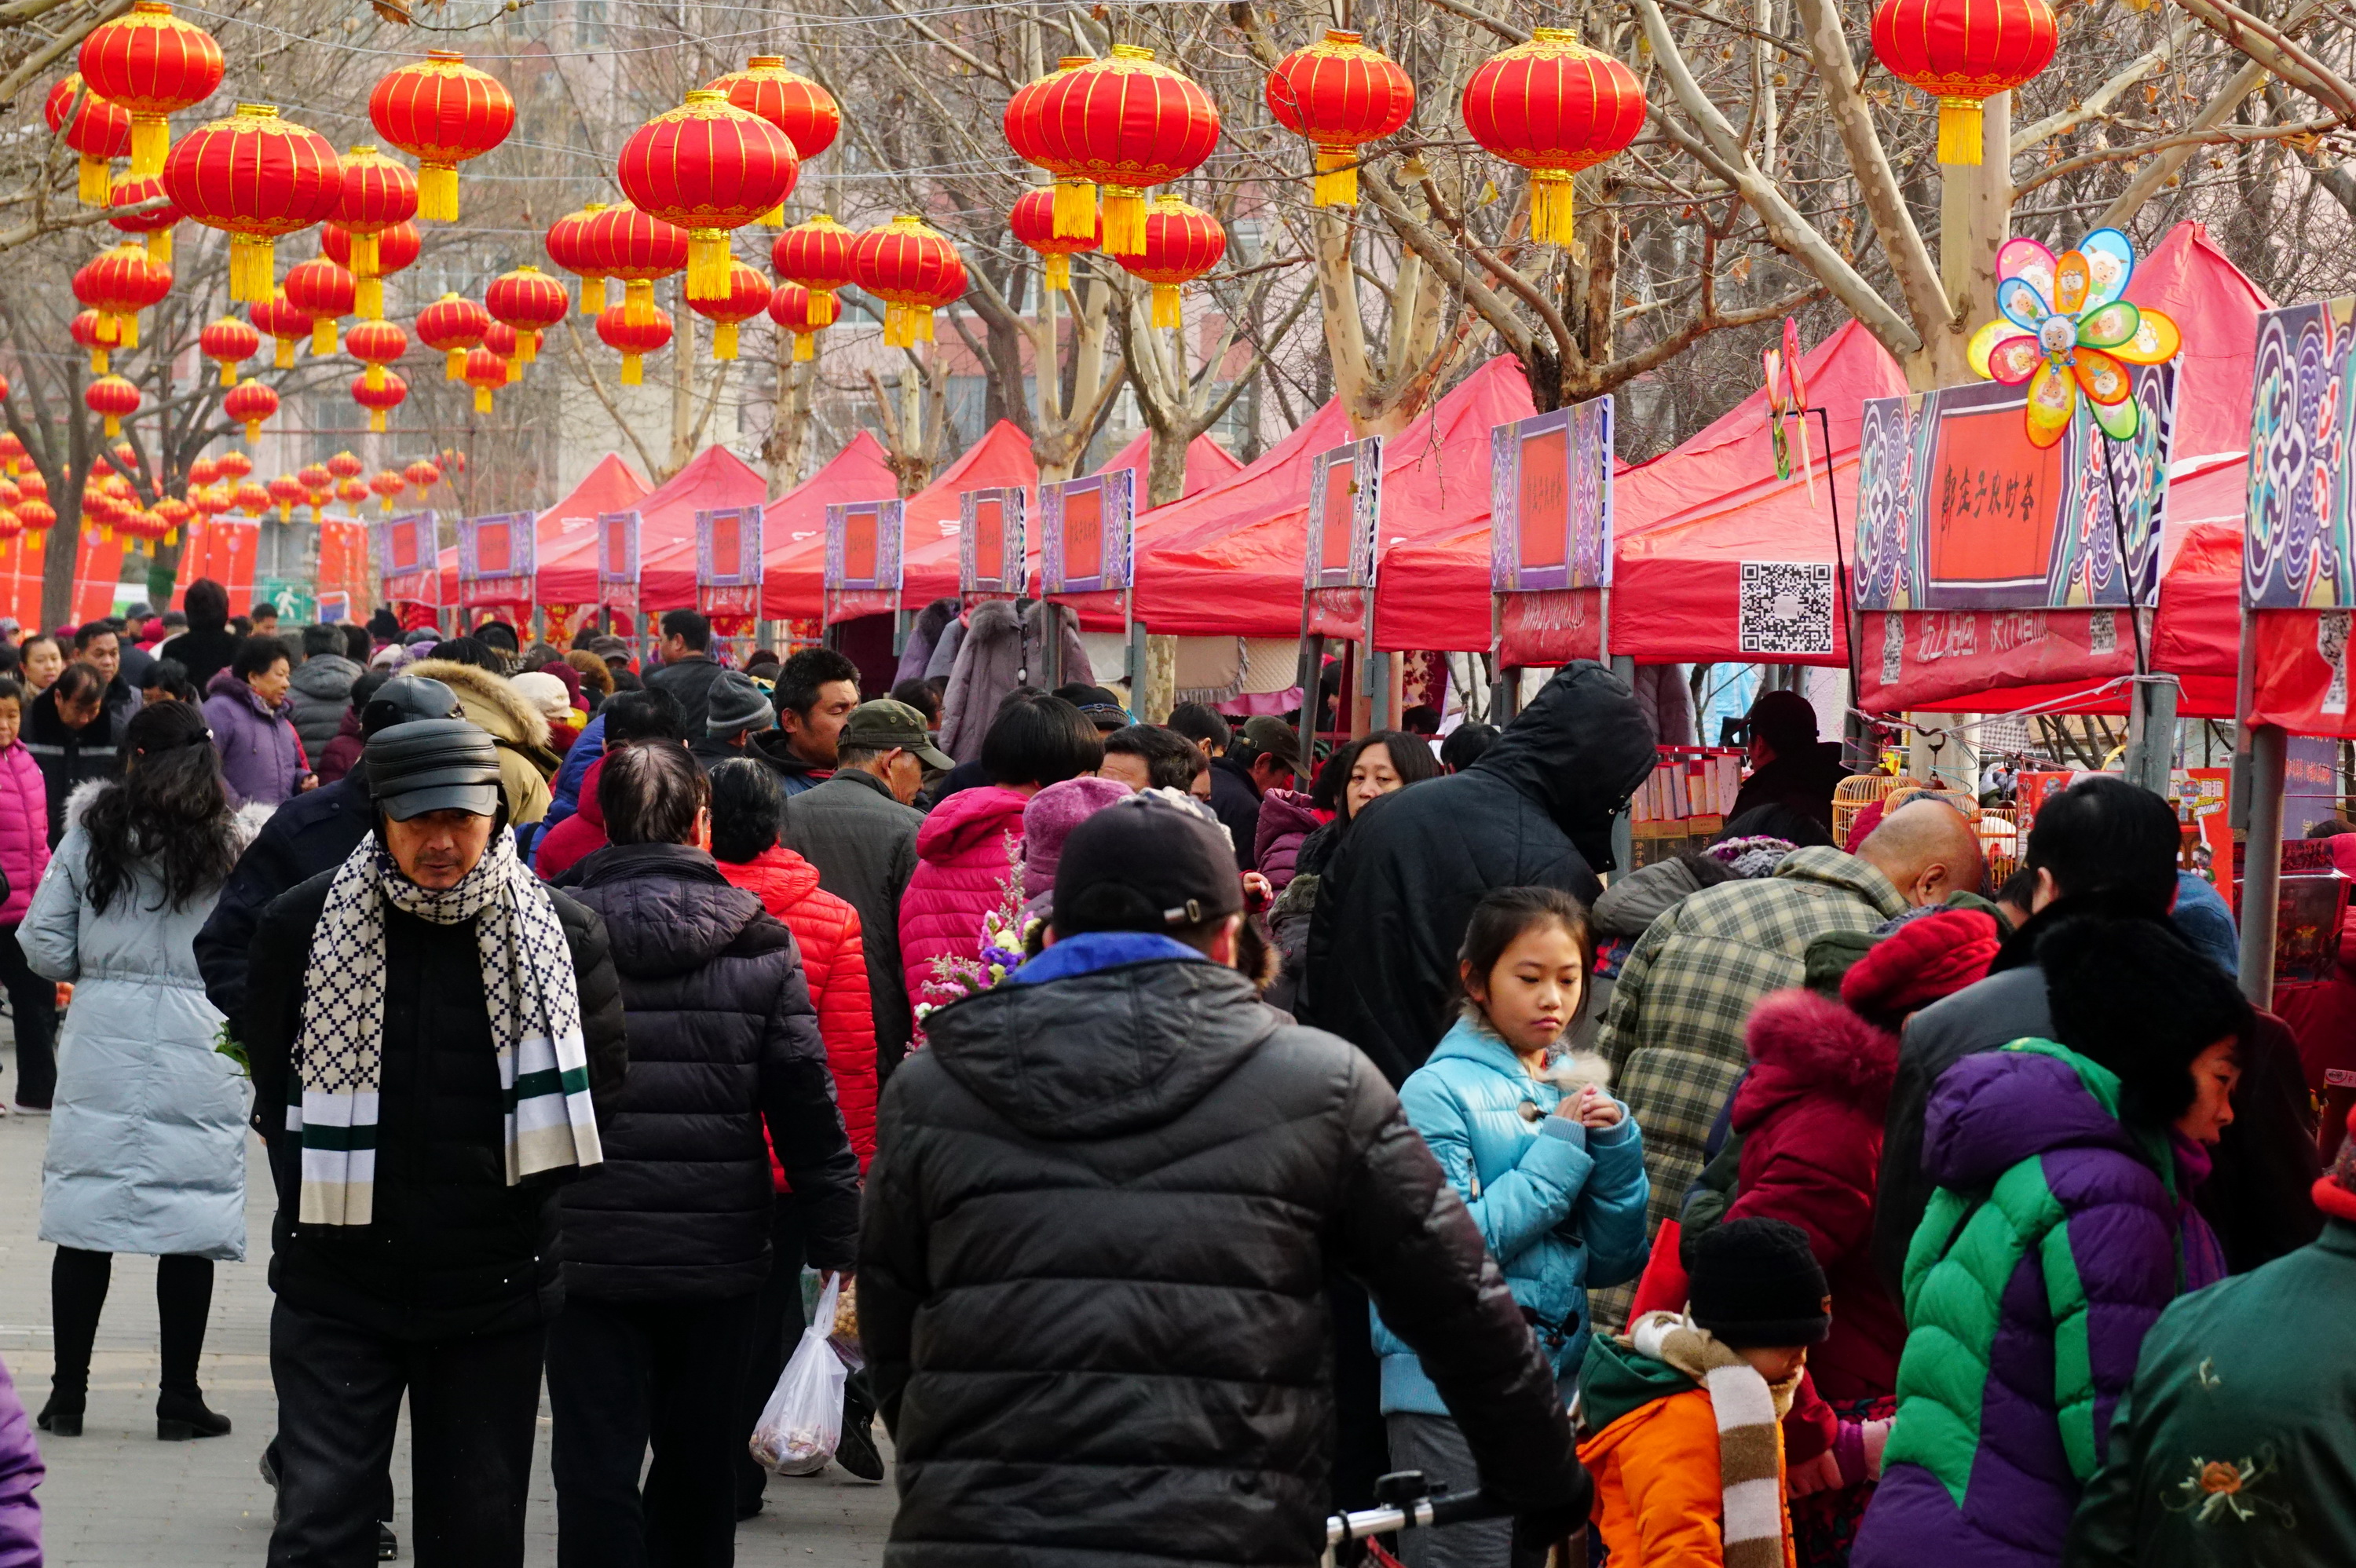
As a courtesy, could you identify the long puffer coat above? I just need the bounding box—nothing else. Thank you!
[558,842,861,1299]
[1373,1018,1650,1413]
[1304,661,1659,1085]
[897,783,1026,1017]
[935,599,1092,763]
[25,784,264,1260]
[1725,987,1905,1402]
[861,944,1592,1568]
[1852,1040,2224,1568]
[285,652,362,762]
[715,842,877,1168]
[0,740,49,924]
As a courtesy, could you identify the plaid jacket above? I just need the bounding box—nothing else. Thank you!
[1597,846,1908,1239]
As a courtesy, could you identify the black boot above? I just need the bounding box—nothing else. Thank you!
[834,1369,884,1482]
[35,1392,82,1438]
[156,1388,232,1441]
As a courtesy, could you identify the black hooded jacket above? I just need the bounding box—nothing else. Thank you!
[558,842,861,1299]
[196,774,375,1036]
[1301,661,1658,1084]
[860,952,1588,1568]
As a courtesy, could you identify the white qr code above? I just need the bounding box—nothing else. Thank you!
[1739,561,1836,655]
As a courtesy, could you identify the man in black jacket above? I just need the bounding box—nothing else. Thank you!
[24,662,123,846]
[1726,688,1850,832]
[551,740,859,1562]
[646,608,728,736]
[1168,701,1262,869]
[246,720,628,1568]
[862,794,1593,1568]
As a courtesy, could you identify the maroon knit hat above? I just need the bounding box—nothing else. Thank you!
[1840,908,2002,1023]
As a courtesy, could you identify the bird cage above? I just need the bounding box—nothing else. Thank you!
[1833,773,1923,850]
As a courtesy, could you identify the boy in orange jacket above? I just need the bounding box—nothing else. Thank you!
[1579,1219,1829,1568]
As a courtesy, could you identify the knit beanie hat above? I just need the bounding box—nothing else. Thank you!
[510,671,576,725]
[1841,908,2002,1025]
[1021,776,1132,899]
[2315,1135,2356,1223]
[1705,834,1796,881]
[1681,1217,1831,1349]
[704,671,775,737]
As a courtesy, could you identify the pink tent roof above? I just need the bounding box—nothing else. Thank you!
[1134,356,1535,635]
[1092,430,1244,501]
[756,431,902,619]
[528,453,654,605]
[896,419,1042,606]
[629,445,773,610]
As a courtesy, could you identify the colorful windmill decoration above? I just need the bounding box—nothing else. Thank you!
[1965,227,2182,449]
[1761,316,1816,506]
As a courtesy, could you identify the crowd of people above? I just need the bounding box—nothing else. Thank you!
[0,598,2348,1568]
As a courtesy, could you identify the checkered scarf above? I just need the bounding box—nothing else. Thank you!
[287,830,601,1226]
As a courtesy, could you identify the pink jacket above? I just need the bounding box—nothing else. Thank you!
[898,784,1027,1015]
[0,742,49,926]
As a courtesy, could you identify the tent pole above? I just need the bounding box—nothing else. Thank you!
[1611,652,1637,875]
[2238,722,2285,1008]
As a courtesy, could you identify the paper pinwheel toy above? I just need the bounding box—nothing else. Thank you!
[1966,227,2182,448]
[1762,316,1817,505]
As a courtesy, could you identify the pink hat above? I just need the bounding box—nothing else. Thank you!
[1023,776,1134,899]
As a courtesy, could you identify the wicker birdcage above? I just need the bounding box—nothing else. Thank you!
[1833,773,1922,850]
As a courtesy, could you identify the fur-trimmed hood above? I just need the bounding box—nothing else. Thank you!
[1732,986,1900,1133]
[401,657,552,749]
[65,775,274,850]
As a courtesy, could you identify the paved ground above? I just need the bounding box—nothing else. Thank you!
[0,1034,896,1566]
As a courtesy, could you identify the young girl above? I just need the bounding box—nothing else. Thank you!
[1373,886,1652,1568]
[0,678,50,1113]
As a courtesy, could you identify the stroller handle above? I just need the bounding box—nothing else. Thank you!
[1323,1488,1502,1547]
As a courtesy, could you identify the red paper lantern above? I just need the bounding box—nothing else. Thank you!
[188,455,219,487]
[415,292,490,381]
[284,254,357,355]
[403,458,440,495]
[323,219,420,325]
[191,484,229,520]
[461,345,509,413]
[1871,0,2058,165]
[704,57,840,221]
[851,216,965,349]
[214,451,251,483]
[77,2,223,177]
[1461,28,1647,248]
[46,74,134,205]
[16,499,53,547]
[1005,46,1220,255]
[370,468,405,512]
[1009,187,1098,293]
[485,265,569,365]
[584,203,689,328]
[296,462,331,495]
[71,309,119,375]
[331,144,420,317]
[0,434,20,477]
[232,480,269,518]
[0,509,23,546]
[1003,57,1096,243]
[1265,30,1416,207]
[616,90,798,299]
[223,378,279,444]
[767,282,822,363]
[346,319,408,391]
[86,374,140,438]
[546,202,610,316]
[351,370,409,436]
[687,259,773,361]
[153,495,192,545]
[251,291,312,369]
[163,104,342,302]
[595,303,673,386]
[200,313,259,386]
[335,477,368,509]
[73,241,170,353]
[327,451,364,482]
[1117,194,1226,328]
[479,322,518,386]
[770,213,855,327]
[265,472,305,521]
[107,173,179,265]
[368,51,515,221]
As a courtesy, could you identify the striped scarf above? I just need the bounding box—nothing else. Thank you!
[1629,1310,1793,1568]
[287,830,602,1226]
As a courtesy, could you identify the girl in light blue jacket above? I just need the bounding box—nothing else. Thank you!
[1374,886,1651,1568]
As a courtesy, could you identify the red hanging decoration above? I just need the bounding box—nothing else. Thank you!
[106,173,180,265]
[369,468,405,512]
[46,75,133,206]
[284,254,357,355]
[546,202,610,316]
[616,90,798,300]
[77,2,224,177]
[223,379,279,444]
[1004,46,1220,255]
[163,104,342,302]
[251,291,313,370]
[352,370,407,433]
[368,52,515,221]
[485,265,569,367]
[1871,0,2058,165]
[332,145,420,318]
[462,345,509,412]
[850,216,966,349]
[71,309,119,376]
[73,242,170,353]
[1009,187,1098,294]
[584,203,690,329]
[767,282,822,363]
[86,374,141,438]
[686,259,773,361]
[200,314,258,386]
[1116,194,1226,329]
[403,459,441,495]
[1460,28,1647,248]
[703,57,840,225]
[346,319,408,391]
[415,292,491,381]
[770,213,855,328]
[1265,30,1416,207]
[595,302,673,386]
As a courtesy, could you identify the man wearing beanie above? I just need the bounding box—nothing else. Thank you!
[2066,1136,2356,1566]
[688,668,774,771]
[861,792,1592,1568]
[1582,1218,1831,1568]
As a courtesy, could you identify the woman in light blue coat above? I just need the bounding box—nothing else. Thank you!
[24,701,258,1442]
[1374,887,1651,1568]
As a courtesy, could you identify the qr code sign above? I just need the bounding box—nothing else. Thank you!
[1739,561,1835,655]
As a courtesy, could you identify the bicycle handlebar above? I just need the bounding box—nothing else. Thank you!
[1324,1489,1502,1546]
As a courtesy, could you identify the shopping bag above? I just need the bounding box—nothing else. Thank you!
[749,1272,847,1476]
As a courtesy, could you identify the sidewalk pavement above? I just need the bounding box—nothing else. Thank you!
[0,1036,894,1566]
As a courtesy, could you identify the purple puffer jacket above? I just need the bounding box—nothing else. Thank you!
[1853,1042,2224,1568]
[0,742,48,925]
[0,1351,40,1567]
[203,667,305,807]
[898,784,1026,1016]
[1253,789,1326,895]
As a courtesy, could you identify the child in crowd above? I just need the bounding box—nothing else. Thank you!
[0,678,50,1113]
[1374,886,1650,1568]
[1582,1218,1830,1568]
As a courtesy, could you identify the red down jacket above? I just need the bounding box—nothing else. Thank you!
[898,784,1026,1018]
[717,844,877,1173]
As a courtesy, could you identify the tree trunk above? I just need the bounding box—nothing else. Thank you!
[666,291,696,479]
[1145,425,1190,508]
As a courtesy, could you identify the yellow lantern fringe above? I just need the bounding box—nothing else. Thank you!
[129,114,167,178]
[357,277,384,321]
[581,276,607,316]
[273,338,294,369]
[118,313,137,351]
[444,347,464,381]
[625,279,654,327]
[759,203,785,228]
[1937,98,1983,165]
[1313,148,1359,207]
[473,386,492,413]
[1530,170,1577,248]
[370,410,388,433]
[219,362,236,387]
[714,321,739,360]
[365,364,386,392]
[243,418,262,444]
[1052,177,1096,240]
[103,415,120,437]
[504,355,520,385]
[1151,283,1182,330]
[620,353,643,386]
[1100,187,1148,258]
[1045,254,1071,292]
[520,331,540,364]
[311,318,336,356]
[352,231,379,277]
[792,331,814,362]
[164,528,176,546]
[90,348,108,376]
[77,156,108,207]
[229,236,276,304]
[807,289,837,327]
[686,232,730,300]
[276,503,290,521]
[145,229,172,267]
[418,163,459,222]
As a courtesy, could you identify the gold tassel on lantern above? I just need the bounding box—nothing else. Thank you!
[1151,283,1182,330]
[580,275,607,316]
[792,331,813,363]
[129,113,167,178]
[1529,170,1577,248]
[1045,254,1071,292]
[78,155,108,206]
[103,414,120,437]
[218,361,236,387]
[357,278,383,320]
[625,279,654,328]
[620,353,644,387]
[418,163,458,223]
[352,231,379,278]
[520,331,540,365]
[242,417,262,444]
[1314,148,1359,207]
[145,230,172,267]
[686,231,729,300]
[119,313,138,351]
[310,318,336,356]
[807,289,837,327]
[443,348,464,381]
[90,345,110,376]
[473,385,492,413]
[915,306,935,344]
[229,235,276,303]
[1937,97,1983,165]
[714,322,740,360]
[760,202,785,228]
[1052,175,1097,241]
[1100,187,1148,258]
[369,410,388,433]
[273,337,294,370]
[503,355,520,385]
[365,364,386,392]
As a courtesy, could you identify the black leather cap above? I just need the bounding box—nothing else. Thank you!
[367,718,501,821]
[1053,792,1243,937]
[360,676,463,739]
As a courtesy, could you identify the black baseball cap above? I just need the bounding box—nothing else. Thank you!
[360,675,462,739]
[366,718,502,821]
[1053,792,1245,938]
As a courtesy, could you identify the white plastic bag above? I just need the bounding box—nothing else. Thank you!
[750,1272,847,1476]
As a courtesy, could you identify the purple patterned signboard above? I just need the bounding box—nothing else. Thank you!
[960,486,1028,597]
[1853,364,2175,612]
[598,510,640,615]
[458,513,535,611]
[1040,470,1134,596]
[824,499,904,624]
[697,506,764,623]
[1305,437,1384,592]
[1491,398,1613,593]
[2245,298,2356,609]
[376,511,438,608]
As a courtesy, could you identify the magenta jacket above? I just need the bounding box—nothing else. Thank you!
[898,784,1026,1016]
[0,742,47,926]
[0,1352,39,1566]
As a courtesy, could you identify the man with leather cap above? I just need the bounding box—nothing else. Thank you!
[245,719,627,1567]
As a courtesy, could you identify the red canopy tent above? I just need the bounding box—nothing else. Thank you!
[624,445,772,611]
[752,430,901,620]
[894,418,1041,606]
[529,452,654,607]
[1092,430,1244,501]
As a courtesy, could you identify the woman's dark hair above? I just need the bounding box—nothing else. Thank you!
[231,635,290,683]
[348,669,391,711]
[889,676,941,725]
[18,633,60,667]
[0,675,23,707]
[602,687,685,745]
[342,623,374,663]
[982,693,1103,788]
[85,700,237,916]
[708,758,783,864]
[1456,886,1596,1023]
[182,579,229,631]
[1103,724,1199,791]
[428,636,505,674]
[1439,722,1498,773]
[141,658,196,703]
[1719,802,1834,850]
[2041,916,2252,1127]
[1324,729,1443,822]
[599,738,708,846]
